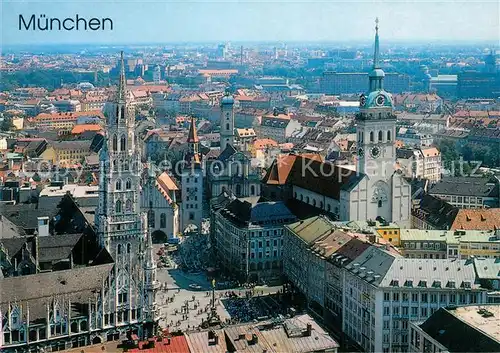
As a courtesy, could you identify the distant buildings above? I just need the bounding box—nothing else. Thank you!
[429,176,500,209]
[457,71,500,99]
[319,72,410,95]
[396,147,442,182]
[429,75,457,98]
[255,113,301,143]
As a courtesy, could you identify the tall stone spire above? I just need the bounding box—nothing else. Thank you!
[373,17,380,69]
[117,51,126,103]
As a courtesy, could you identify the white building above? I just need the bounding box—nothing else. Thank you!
[142,170,180,242]
[342,246,488,353]
[180,117,204,232]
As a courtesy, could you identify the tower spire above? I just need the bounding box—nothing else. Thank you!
[187,116,199,143]
[373,17,380,69]
[117,51,126,103]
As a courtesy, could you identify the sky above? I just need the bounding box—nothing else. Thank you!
[1,0,499,45]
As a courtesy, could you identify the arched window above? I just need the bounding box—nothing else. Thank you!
[306,196,310,204]
[115,179,122,190]
[120,135,126,151]
[116,200,122,213]
[112,135,118,151]
[120,106,125,121]
[127,243,131,254]
[160,213,166,228]
[226,123,229,130]
[113,160,118,171]
[387,130,391,141]
[117,244,122,255]
[378,130,383,142]
[125,199,132,212]
[378,200,383,208]
[370,131,374,142]
[250,185,255,196]
[126,179,132,189]
[124,161,129,171]
[359,131,364,142]
[312,199,316,207]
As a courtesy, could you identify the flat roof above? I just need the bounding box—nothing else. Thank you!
[452,305,500,343]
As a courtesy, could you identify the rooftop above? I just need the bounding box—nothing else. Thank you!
[417,305,500,352]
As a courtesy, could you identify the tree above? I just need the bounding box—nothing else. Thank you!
[1,117,15,131]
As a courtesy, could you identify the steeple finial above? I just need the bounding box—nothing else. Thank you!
[117,51,126,103]
[373,18,380,69]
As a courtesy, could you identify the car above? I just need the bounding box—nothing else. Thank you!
[189,284,202,290]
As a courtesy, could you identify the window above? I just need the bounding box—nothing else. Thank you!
[383,307,390,316]
[116,200,122,213]
[160,213,166,228]
[112,134,118,151]
[127,243,131,253]
[378,130,383,141]
[148,209,155,228]
[125,199,132,212]
[370,131,374,142]
[378,200,383,208]
[384,292,390,301]
[126,179,132,189]
[383,320,389,329]
[117,244,122,255]
[226,123,229,130]
[393,293,399,301]
[412,293,418,302]
[421,293,428,303]
[189,212,194,220]
[402,306,408,316]
[440,294,447,303]
[120,135,126,151]
[250,185,255,195]
[402,293,409,301]
[387,130,391,141]
[115,179,122,190]
[421,307,428,317]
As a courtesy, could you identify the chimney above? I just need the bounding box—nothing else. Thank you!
[37,217,50,237]
[305,323,312,337]
[250,333,258,345]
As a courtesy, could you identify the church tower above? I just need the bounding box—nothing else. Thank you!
[181,117,204,232]
[355,19,410,223]
[96,51,158,337]
[220,93,235,152]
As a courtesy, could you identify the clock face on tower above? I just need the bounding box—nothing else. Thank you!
[376,95,385,106]
[358,148,364,157]
[370,146,381,158]
[359,95,366,107]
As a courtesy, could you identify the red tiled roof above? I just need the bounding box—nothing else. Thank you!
[451,209,500,231]
[128,336,190,353]
[71,124,102,134]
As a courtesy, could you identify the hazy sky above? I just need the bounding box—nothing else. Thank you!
[2,0,499,45]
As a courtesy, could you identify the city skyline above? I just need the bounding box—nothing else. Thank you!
[2,0,499,45]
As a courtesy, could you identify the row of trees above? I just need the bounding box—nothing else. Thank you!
[436,139,500,174]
